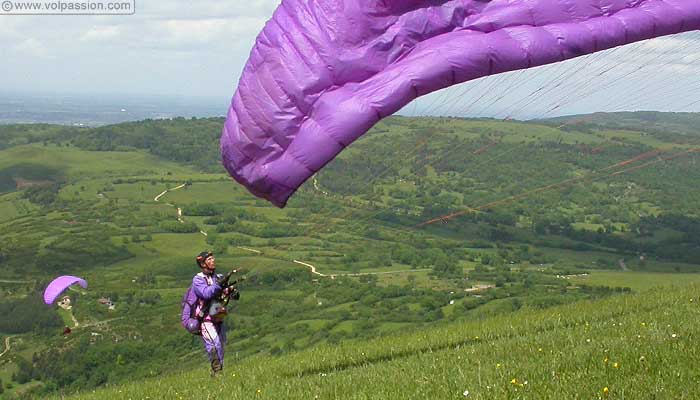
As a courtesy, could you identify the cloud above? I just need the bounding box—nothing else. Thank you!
[151,16,267,48]
[142,0,279,20]
[14,38,50,58]
[680,52,700,64]
[1,0,697,106]
[81,25,122,42]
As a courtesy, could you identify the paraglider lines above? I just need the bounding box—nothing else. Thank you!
[608,149,696,176]
[336,129,568,234]
[602,35,700,111]
[417,148,698,227]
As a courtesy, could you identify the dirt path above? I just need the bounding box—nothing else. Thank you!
[312,177,328,196]
[294,260,325,276]
[342,268,432,277]
[0,336,11,358]
[153,183,209,235]
[237,246,261,254]
[618,259,629,271]
[464,284,495,293]
[78,317,126,329]
[153,183,187,202]
[293,260,432,278]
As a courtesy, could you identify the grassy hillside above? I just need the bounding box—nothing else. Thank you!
[542,111,700,139]
[1,113,699,398]
[61,283,700,399]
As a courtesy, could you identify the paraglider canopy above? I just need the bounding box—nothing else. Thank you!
[221,0,700,207]
[44,275,87,305]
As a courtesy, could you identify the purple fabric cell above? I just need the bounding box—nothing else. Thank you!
[43,275,88,305]
[221,0,700,207]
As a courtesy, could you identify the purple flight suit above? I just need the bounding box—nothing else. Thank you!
[192,272,227,368]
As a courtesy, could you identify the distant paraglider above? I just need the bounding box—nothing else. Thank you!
[43,275,87,305]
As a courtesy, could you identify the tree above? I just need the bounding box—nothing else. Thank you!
[12,357,33,384]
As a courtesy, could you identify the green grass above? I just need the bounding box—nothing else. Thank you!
[0,144,195,179]
[372,270,465,291]
[569,271,700,291]
[164,181,254,204]
[0,193,37,222]
[56,308,74,327]
[62,283,700,399]
[4,115,700,398]
[141,233,209,257]
[571,222,605,232]
[600,129,684,150]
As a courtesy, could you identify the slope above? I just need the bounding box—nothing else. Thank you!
[62,283,700,399]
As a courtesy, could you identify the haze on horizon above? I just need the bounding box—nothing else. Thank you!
[2,0,699,120]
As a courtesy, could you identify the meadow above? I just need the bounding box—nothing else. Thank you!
[1,112,699,398]
[61,283,700,400]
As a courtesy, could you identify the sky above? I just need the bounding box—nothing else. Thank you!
[1,0,279,99]
[1,0,699,119]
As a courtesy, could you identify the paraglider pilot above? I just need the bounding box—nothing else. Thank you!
[192,251,240,376]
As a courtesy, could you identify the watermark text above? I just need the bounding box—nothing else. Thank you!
[1,0,134,15]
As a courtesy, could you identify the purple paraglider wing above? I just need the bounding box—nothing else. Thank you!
[44,275,88,305]
[221,0,700,207]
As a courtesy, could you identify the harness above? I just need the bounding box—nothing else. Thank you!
[196,273,228,323]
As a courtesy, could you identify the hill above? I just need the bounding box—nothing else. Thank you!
[0,112,699,398]
[61,283,700,399]
[541,111,700,138]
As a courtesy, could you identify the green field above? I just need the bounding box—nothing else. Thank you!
[569,271,700,291]
[0,144,194,179]
[61,283,700,399]
[2,113,700,399]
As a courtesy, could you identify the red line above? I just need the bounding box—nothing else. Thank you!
[417,148,697,227]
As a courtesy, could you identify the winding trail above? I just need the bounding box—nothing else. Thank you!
[293,260,431,278]
[312,177,328,196]
[618,259,630,271]
[152,185,430,278]
[0,336,11,358]
[340,268,432,277]
[153,184,186,202]
[237,246,261,254]
[78,317,126,329]
[153,183,208,237]
[294,260,325,276]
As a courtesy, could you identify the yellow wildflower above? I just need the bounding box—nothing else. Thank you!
[603,387,609,396]
[510,378,517,384]
[613,362,619,368]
